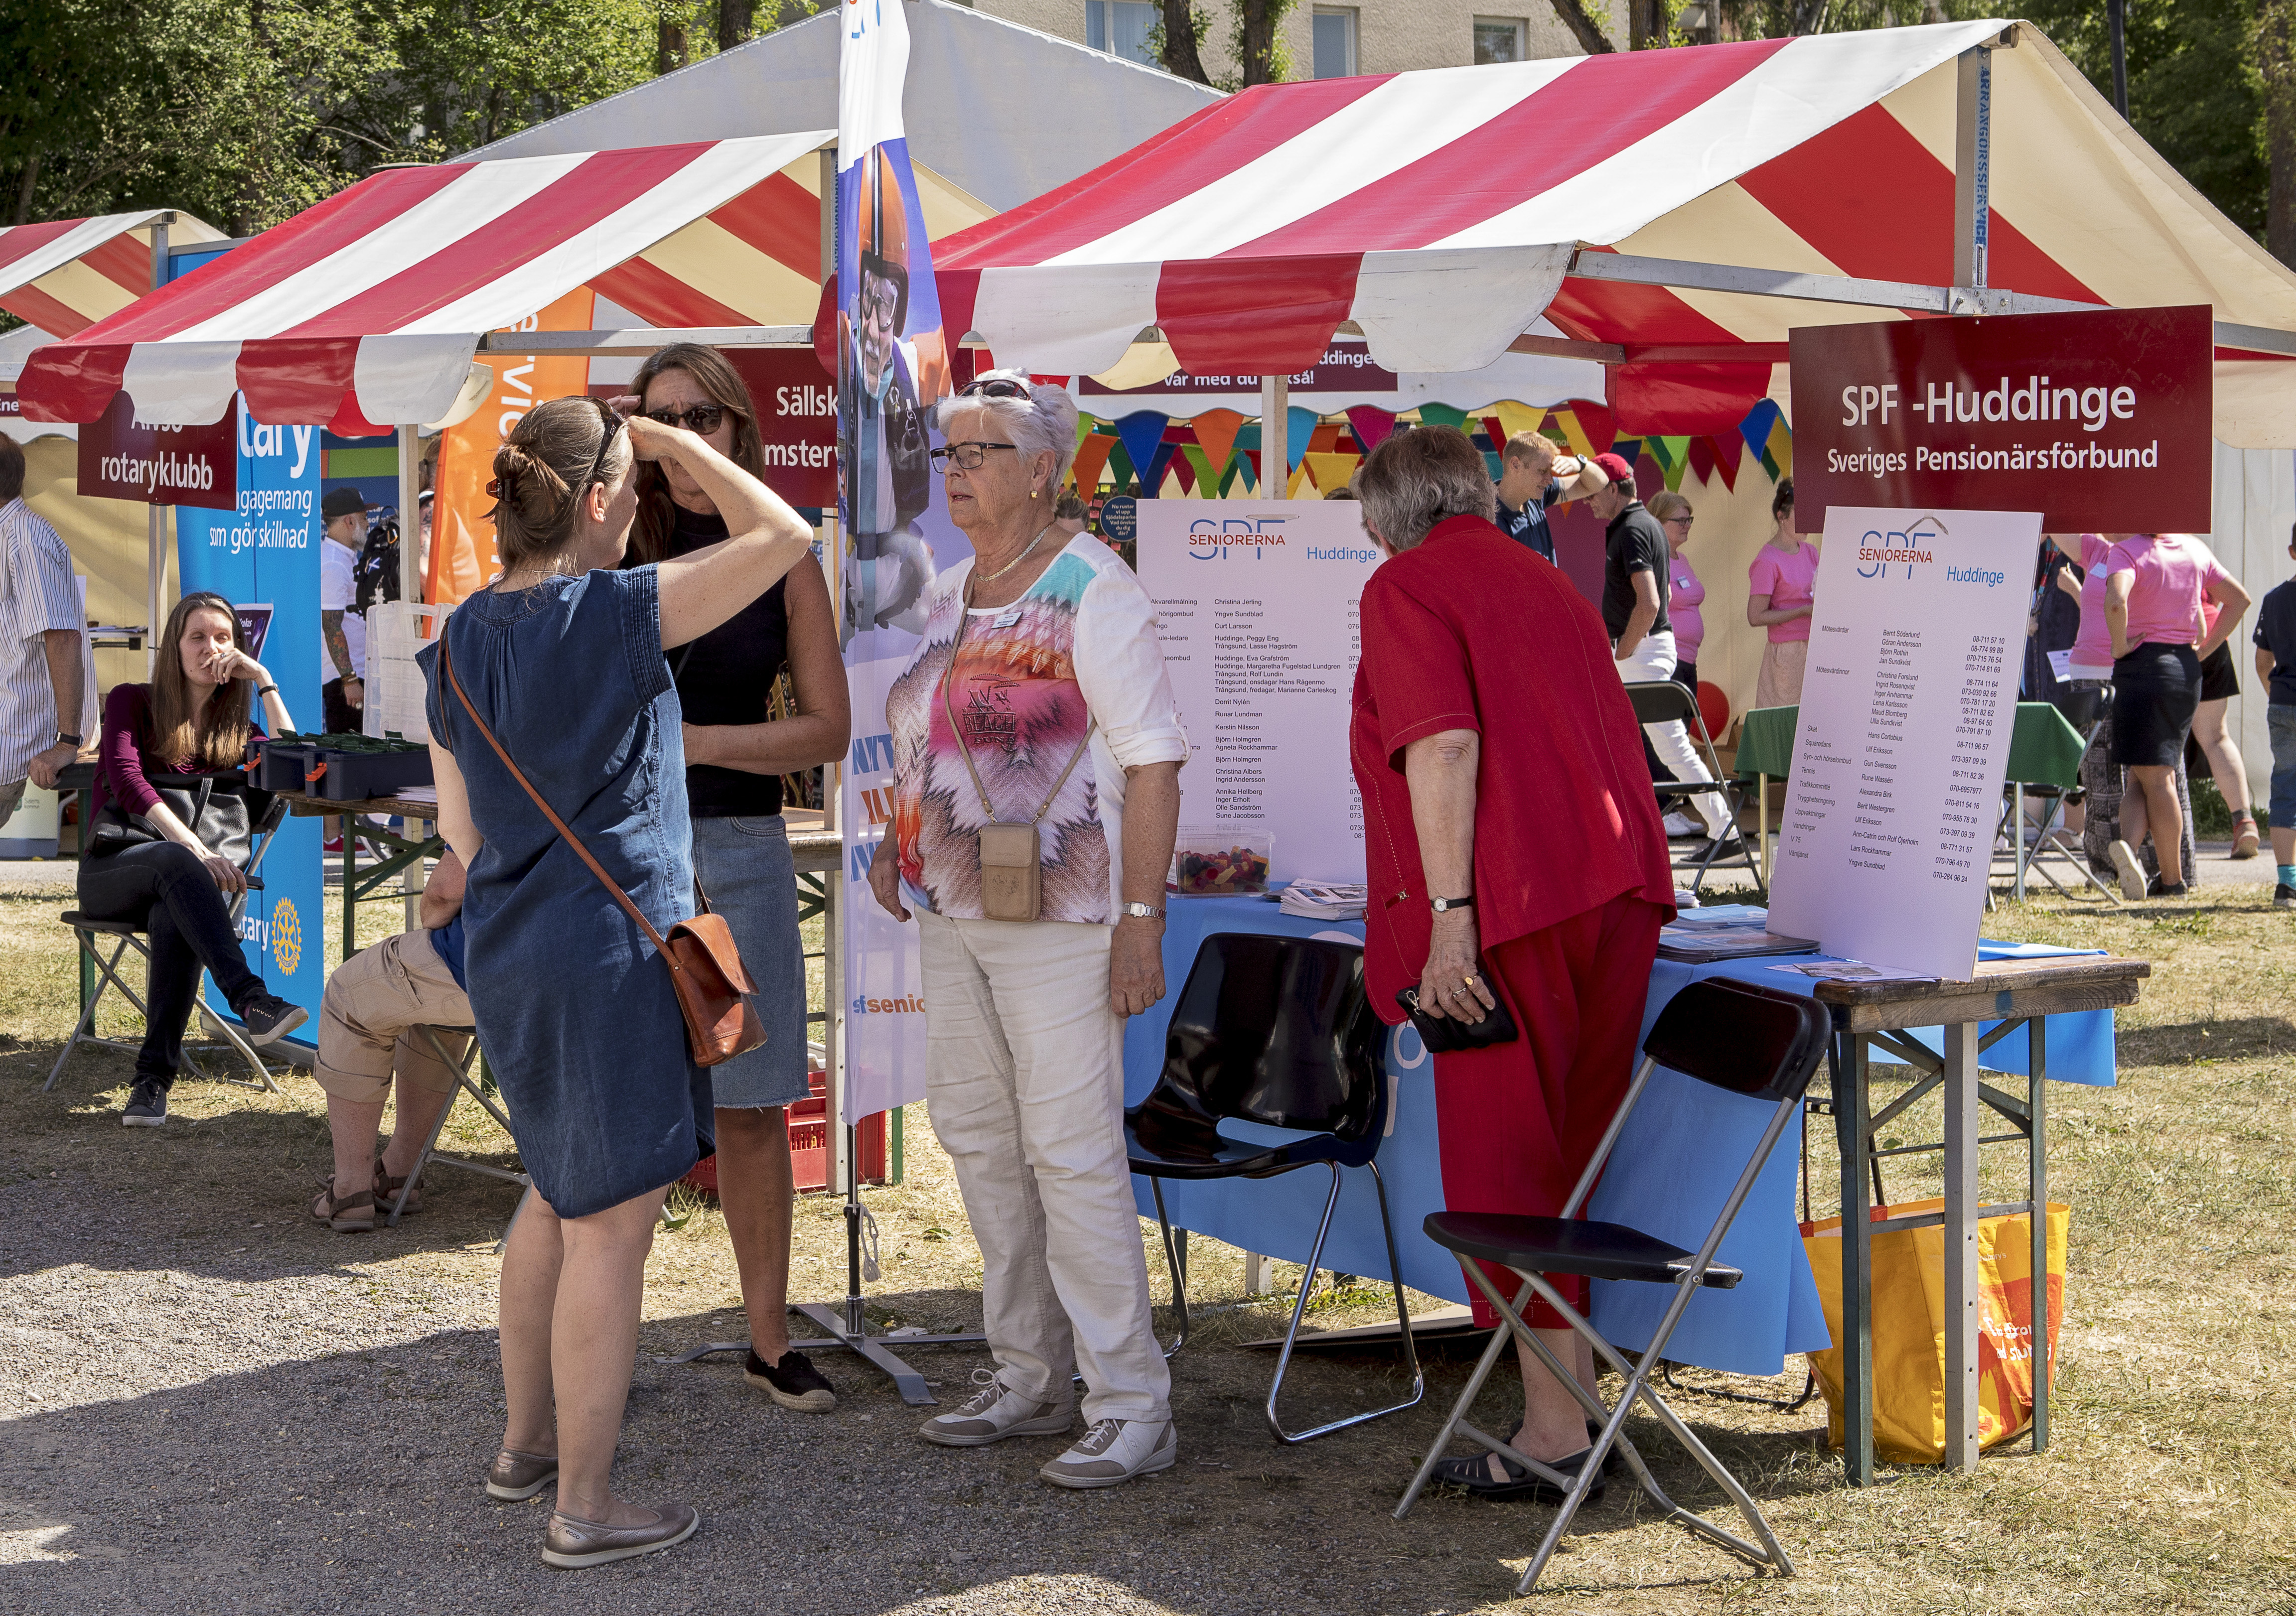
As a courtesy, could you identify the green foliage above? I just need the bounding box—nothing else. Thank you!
[0,0,802,235]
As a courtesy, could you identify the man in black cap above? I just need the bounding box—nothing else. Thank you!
[318,486,370,737]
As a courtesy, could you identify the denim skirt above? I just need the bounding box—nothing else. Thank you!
[691,813,812,1108]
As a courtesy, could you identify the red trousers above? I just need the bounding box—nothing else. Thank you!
[1431,892,1666,1329]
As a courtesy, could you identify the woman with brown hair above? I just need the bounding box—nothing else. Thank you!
[621,343,850,1414]
[423,394,813,1567]
[79,591,306,1125]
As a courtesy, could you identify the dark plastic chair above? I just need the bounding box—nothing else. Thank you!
[1624,678,1766,900]
[1395,975,1831,1594]
[1126,932,1423,1444]
[50,795,291,1094]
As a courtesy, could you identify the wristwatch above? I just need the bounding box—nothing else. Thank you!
[1430,894,1475,913]
[1121,901,1165,922]
[53,731,82,749]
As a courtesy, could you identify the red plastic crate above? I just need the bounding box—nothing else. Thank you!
[681,1070,887,1196]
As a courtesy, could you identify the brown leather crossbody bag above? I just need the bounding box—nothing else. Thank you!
[438,628,765,1067]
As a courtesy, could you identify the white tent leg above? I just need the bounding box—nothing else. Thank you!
[1261,374,1288,499]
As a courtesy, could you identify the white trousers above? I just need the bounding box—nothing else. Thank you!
[1614,630,1729,839]
[916,909,1170,1423]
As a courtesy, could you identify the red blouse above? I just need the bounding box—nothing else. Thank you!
[1350,514,1675,1023]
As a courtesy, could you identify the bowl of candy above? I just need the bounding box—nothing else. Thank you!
[1168,827,1273,896]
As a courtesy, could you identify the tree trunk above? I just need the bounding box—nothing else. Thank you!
[2263,0,2296,266]
[13,156,39,227]
[1160,0,1212,84]
[658,14,691,75]
[719,0,754,52]
[1547,0,1617,54]
[1238,0,1279,86]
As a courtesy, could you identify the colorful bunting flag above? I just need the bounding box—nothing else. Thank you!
[1549,409,1595,459]
[1711,430,1741,492]
[1417,403,1468,431]
[1193,408,1245,482]
[1491,400,1543,445]
[1346,405,1397,454]
[1287,406,1319,474]
[1303,451,1361,495]
[1069,431,1116,495]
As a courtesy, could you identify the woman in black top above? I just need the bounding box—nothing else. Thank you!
[623,344,851,1409]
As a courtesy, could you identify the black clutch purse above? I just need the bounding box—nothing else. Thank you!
[1397,982,1520,1053]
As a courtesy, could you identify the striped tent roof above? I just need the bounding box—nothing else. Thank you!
[0,210,227,338]
[930,19,2296,442]
[18,134,988,430]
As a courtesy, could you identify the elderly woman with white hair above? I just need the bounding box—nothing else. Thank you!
[867,372,1188,1488]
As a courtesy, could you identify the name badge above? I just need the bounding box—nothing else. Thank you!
[991,607,1024,630]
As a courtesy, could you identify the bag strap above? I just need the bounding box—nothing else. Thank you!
[437,624,676,961]
[939,577,1097,828]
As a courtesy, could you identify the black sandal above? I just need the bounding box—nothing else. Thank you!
[374,1162,422,1215]
[1435,1428,1608,1503]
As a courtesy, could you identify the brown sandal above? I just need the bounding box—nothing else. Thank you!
[374,1162,422,1216]
[312,1178,376,1233]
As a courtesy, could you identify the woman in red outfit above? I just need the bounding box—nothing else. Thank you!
[1349,427,1675,1499]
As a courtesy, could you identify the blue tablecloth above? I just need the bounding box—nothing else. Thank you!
[1126,896,2116,1376]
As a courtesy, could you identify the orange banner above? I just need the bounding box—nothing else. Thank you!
[427,288,596,606]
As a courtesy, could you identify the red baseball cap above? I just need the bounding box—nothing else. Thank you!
[1590,451,1636,487]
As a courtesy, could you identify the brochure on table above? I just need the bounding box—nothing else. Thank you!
[1765,506,2042,980]
[1137,502,1380,886]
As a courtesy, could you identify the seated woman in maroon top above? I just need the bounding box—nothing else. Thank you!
[79,591,307,1125]
[1349,427,1674,1501]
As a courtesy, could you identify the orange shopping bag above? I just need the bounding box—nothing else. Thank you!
[1800,1198,2067,1464]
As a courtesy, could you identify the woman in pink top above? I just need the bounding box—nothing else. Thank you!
[2102,533,2251,897]
[1647,491,1704,690]
[1746,478,1818,707]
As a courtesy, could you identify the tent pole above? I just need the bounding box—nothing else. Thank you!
[1953,46,1991,292]
[396,425,421,605]
[145,216,172,674]
[1261,374,1289,498]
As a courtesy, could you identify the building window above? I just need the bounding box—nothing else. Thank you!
[1312,6,1358,78]
[1086,0,1157,65]
[1473,15,1527,63]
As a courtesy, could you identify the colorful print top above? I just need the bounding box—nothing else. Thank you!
[887,537,1189,924]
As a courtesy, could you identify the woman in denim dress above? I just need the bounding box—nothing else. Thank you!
[421,395,813,1569]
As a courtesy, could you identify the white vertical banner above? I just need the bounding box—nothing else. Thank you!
[836,0,960,1123]
[1766,506,2043,979]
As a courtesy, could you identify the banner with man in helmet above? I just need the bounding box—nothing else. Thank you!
[837,0,965,1122]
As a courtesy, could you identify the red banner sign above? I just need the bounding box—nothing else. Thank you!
[1789,305,2212,533]
[724,349,837,508]
[76,392,238,510]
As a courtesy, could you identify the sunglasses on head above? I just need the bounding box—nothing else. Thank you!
[642,403,726,434]
[957,377,1031,401]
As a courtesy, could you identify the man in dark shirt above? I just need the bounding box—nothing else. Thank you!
[1588,454,1729,843]
[2251,525,2296,904]
[1493,431,1608,563]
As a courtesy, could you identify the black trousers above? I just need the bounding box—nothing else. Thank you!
[77,841,264,1082]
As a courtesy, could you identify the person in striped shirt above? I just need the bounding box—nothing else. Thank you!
[0,436,86,830]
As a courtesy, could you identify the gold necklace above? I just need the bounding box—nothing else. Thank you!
[972,523,1057,585]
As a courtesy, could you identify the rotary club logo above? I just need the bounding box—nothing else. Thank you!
[270,896,302,977]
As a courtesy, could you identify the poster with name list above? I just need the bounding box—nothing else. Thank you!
[1766,506,2042,980]
[1136,502,1383,885]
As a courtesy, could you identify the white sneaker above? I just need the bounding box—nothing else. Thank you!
[1039,1417,1178,1489]
[918,1370,1075,1448]
[2108,839,2148,901]
[1661,811,1703,838]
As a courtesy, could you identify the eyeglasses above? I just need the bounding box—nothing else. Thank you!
[957,377,1032,401]
[580,396,625,491]
[643,403,726,434]
[1664,516,1694,528]
[929,441,1020,471]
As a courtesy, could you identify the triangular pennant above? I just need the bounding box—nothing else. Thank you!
[1179,444,1217,492]
[1571,398,1616,454]
[1288,461,1315,499]
[1193,408,1246,481]
[1219,454,1252,497]
[1686,435,1716,486]
[1550,409,1595,459]
[1308,421,1343,456]
[1766,417,1793,480]
[1069,432,1116,495]
[1143,441,1179,495]
[1492,400,1543,445]
[1417,402,1468,431]
[1304,451,1361,496]
[1711,431,1742,492]
[1075,412,1099,445]
[1103,439,1135,493]
[1612,437,1642,466]
[1346,405,1397,454]
[1643,437,1679,473]
[1114,412,1170,491]
[1287,406,1319,473]
[1170,452,1199,496]
[1661,439,1691,493]
[1481,415,1509,453]
[1740,399,1783,457]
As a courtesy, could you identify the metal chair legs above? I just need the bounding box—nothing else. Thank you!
[385,1029,525,1230]
[49,928,282,1094]
[1148,1178,1190,1359]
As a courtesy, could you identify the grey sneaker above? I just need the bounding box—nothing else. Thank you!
[918,1369,1076,1448]
[121,1078,167,1127]
[1039,1417,1178,1489]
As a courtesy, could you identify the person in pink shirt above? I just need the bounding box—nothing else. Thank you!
[1746,479,1818,708]
[2102,533,2251,898]
[1647,491,1705,691]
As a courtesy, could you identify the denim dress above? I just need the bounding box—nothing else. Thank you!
[419,568,712,1218]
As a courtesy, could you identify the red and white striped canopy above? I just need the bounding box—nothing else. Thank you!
[0,210,225,339]
[933,19,2296,440]
[18,135,986,429]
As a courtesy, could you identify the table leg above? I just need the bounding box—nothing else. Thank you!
[2012,783,2027,902]
[2029,1017,2049,1452]
[403,817,427,932]
[1833,1030,1875,1485]
[1943,1019,1981,1472]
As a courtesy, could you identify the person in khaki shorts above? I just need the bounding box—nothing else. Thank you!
[310,850,474,1231]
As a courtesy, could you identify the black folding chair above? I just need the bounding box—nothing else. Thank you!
[1395,976,1830,1595]
[49,797,291,1094]
[1126,932,1423,1444]
[1623,679,1765,901]
[379,1026,530,1227]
